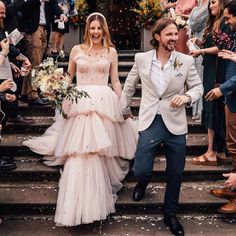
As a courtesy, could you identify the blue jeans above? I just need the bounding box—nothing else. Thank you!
[133,115,186,215]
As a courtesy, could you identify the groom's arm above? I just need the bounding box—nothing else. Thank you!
[185,57,203,104]
[120,54,140,114]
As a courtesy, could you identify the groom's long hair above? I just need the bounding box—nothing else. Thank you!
[150,18,178,49]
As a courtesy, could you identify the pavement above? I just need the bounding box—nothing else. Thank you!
[0,214,235,236]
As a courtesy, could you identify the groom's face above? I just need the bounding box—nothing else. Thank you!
[155,24,179,52]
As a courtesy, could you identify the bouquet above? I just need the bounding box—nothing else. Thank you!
[213,30,234,50]
[169,8,188,30]
[131,0,164,28]
[174,15,187,29]
[31,53,89,118]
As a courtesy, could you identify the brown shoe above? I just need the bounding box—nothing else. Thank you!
[218,198,236,213]
[210,188,236,199]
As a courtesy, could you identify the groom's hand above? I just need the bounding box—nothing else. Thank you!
[170,95,190,108]
[123,112,133,120]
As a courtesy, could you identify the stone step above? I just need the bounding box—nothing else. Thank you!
[0,156,230,182]
[2,214,236,236]
[17,95,142,117]
[0,133,209,157]
[5,115,205,134]
[1,214,235,236]
[0,181,230,216]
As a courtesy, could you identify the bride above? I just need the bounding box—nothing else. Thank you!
[23,12,137,226]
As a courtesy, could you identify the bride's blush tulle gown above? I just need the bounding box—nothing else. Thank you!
[23,46,138,226]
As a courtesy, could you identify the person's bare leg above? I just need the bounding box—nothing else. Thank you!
[58,33,65,51]
[192,128,217,163]
[51,32,60,53]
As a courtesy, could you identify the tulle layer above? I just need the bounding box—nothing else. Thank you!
[23,84,138,225]
[23,85,138,166]
[54,113,137,161]
[63,85,124,122]
[55,154,129,226]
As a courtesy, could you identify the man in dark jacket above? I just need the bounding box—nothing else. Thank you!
[0,36,17,171]
[17,0,67,106]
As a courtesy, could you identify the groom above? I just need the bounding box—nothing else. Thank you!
[120,18,203,236]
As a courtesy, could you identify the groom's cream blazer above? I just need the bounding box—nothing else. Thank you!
[120,50,203,135]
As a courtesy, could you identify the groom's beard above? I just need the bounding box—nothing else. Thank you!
[162,40,178,52]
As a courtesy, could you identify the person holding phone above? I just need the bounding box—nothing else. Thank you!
[0,75,17,172]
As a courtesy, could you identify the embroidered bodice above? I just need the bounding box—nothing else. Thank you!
[70,45,119,86]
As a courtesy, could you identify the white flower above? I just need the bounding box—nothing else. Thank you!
[54,68,64,74]
[175,16,187,28]
[31,56,89,118]
[31,69,36,78]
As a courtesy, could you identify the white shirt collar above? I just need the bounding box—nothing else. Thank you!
[152,50,175,63]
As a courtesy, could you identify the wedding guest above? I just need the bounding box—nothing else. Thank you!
[120,18,203,235]
[175,0,198,54]
[2,0,25,32]
[190,0,231,166]
[0,1,34,126]
[188,0,209,122]
[0,37,8,65]
[23,12,137,226]
[205,0,236,213]
[17,0,67,106]
[0,38,17,171]
[50,0,70,56]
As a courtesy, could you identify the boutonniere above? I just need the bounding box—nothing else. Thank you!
[173,58,183,71]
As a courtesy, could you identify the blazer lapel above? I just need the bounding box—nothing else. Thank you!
[160,51,178,96]
[143,50,155,78]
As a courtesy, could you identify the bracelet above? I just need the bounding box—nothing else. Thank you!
[0,52,7,57]
[201,49,205,55]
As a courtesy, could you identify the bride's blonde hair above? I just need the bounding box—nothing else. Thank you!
[82,12,114,50]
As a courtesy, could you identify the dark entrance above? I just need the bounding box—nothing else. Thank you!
[87,0,141,50]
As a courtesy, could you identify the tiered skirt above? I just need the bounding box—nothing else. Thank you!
[23,85,137,226]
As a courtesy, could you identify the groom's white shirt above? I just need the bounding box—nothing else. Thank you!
[150,51,174,113]
[120,49,203,135]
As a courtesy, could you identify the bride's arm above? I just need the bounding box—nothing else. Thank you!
[67,46,77,81]
[110,47,122,97]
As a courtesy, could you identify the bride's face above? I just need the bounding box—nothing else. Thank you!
[89,20,104,46]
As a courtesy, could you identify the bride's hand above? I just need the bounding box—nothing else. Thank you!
[64,72,72,83]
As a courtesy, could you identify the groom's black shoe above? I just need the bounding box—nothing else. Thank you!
[164,215,184,236]
[132,181,148,201]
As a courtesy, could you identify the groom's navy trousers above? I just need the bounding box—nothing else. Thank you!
[133,115,186,216]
